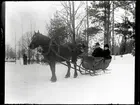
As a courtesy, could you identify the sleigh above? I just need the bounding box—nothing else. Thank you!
[78,56,112,75]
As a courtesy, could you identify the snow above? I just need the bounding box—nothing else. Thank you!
[5,54,135,104]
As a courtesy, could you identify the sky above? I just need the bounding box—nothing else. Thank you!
[5,1,87,48]
[5,1,134,48]
[5,1,62,48]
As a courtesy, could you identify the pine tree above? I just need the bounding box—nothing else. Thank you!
[46,12,69,45]
[88,1,111,46]
[115,17,134,55]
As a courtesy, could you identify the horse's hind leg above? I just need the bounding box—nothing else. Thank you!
[49,61,57,82]
[73,62,78,78]
[102,69,106,73]
[65,61,71,78]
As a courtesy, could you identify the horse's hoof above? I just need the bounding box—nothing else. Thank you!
[74,75,78,78]
[65,75,70,78]
[50,77,57,82]
[51,79,57,82]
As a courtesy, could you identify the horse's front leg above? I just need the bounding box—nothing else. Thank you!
[65,61,71,78]
[49,61,57,82]
[73,62,78,78]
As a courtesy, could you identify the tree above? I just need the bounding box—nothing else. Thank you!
[114,1,135,17]
[88,1,112,47]
[18,31,34,64]
[83,27,102,36]
[111,1,115,55]
[83,26,102,51]
[115,15,134,55]
[58,1,87,44]
[5,44,16,59]
[88,1,135,56]
[115,1,135,36]
[5,44,10,58]
[46,12,69,45]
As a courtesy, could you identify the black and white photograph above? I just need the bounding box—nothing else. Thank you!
[5,1,135,104]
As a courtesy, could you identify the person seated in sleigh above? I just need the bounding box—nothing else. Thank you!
[102,44,112,59]
[92,42,103,57]
[91,43,112,64]
[81,43,112,71]
[91,42,104,64]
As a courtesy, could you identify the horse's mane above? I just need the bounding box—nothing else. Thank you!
[38,33,80,50]
[39,33,50,41]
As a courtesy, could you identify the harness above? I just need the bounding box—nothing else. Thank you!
[35,37,85,66]
[40,39,77,57]
[39,38,63,57]
[42,38,54,56]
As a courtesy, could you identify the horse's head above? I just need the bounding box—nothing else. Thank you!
[29,30,41,49]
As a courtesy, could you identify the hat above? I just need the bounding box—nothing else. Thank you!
[95,42,100,46]
[104,44,109,48]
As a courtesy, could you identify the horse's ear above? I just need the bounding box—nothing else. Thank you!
[34,31,36,34]
[38,30,39,33]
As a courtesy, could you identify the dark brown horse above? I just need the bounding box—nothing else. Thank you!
[29,31,86,82]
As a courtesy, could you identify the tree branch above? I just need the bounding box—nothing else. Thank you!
[74,1,84,15]
[75,15,87,29]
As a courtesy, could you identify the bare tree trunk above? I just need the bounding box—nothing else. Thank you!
[112,1,115,59]
[68,1,73,42]
[21,23,24,56]
[15,32,16,64]
[104,1,107,45]
[86,1,89,54]
[112,1,114,54]
[104,1,111,47]
[72,1,76,45]
[28,20,33,64]
[59,1,85,44]
[107,1,111,47]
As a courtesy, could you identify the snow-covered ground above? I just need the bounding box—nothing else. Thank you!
[5,54,135,104]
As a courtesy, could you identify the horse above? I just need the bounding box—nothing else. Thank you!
[29,31,86,82]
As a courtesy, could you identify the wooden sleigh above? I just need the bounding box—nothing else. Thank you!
[78,56,112,75]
